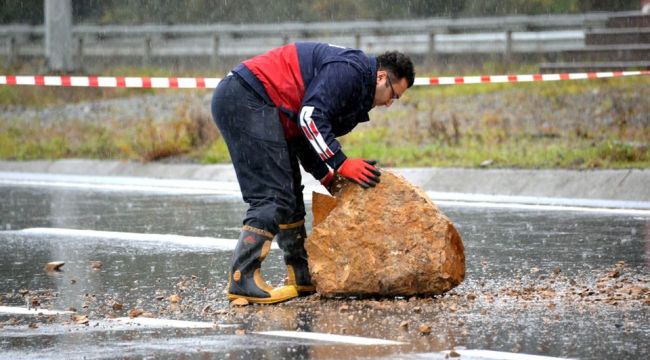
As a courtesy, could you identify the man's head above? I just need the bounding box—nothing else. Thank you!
[373,51,415,108]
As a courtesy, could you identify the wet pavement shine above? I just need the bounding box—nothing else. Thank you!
[0,183,648,359]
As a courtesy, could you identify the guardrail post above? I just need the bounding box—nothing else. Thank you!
[143,35,152,66]
[75,36,84,70]
[211,34,221,68]
[505,29,513,62]
[355,33,361,49]
[427,32,436,64]
[7,36,17,67]
[45,0,74,71]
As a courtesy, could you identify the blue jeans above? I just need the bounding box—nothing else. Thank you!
[211,74,305,234]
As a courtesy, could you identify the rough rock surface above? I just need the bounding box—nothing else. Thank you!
[306,171,465,297]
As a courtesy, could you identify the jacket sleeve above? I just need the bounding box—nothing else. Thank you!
[287,136,330,181]
[298,62,365,170]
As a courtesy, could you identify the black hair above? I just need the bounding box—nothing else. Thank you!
[376,51,415,88]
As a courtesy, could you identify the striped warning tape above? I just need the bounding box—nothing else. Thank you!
[413,70,650,85]
[0,70,648,89]
[0,75,221,88]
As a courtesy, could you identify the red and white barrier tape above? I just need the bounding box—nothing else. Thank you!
[0,75,221,89]
[413,70,650,85]
[0,70,648,89]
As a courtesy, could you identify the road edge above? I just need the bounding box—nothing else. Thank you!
[0,159,648,202]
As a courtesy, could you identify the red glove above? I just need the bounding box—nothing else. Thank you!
[337,159,381,189]
[320,169,335,193]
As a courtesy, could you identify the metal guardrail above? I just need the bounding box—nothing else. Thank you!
[2,11,637,36]
[0,11,643,66]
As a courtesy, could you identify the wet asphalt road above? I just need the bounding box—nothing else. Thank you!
[0,184,648,359]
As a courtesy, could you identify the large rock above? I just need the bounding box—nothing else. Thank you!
[306,170,465,297]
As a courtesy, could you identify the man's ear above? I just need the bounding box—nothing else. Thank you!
[376,70,386,84]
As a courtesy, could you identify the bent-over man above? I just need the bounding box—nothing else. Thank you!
[211,42,415,304]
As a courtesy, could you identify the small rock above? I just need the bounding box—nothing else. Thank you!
[72,314,89,325]
[448,350,461,357]
[90,261,103,270]
[530,267,540,274]
[28,322,39,329]
[202,305,211,314]
[155,295,165,301]
[235,329,246,336]
[111,302,123,311]
[128,309,144,318]
[18,289,29,296]
[479,159,493,167]
[553,267,561,275]
[169,294,182,303]
[44,261,65,272]
[418,324,432,335]
[176,281,188,291]
[413,306,421,313]
[339,304,349,313]
[399,320,409,330]
[230,298,249,307]
[466,293,476,301]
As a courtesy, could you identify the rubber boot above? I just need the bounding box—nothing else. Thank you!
[277,220,316,295]
[227,225,298,304]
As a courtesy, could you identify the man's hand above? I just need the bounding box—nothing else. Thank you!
[320,169,335,193]
[337,159,381,189]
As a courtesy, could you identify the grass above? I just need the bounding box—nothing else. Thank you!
[0,103,219,162]
[0,64,648,169]
[341,130,650,168]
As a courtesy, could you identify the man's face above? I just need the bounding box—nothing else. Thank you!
[373,70,408,108]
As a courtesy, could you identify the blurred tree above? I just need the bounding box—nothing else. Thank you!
[0,0,642,24]
[577,0,639,11]
[401,0,466,18]
[0,0,44,24]
[461,0,580,16]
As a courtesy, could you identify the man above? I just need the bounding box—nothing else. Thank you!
[211,42,414,304]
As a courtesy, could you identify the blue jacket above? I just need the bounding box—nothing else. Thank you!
[233,42,377,179]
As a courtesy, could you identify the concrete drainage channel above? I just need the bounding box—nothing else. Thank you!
[1,159,649,203]
[1,159,649,215]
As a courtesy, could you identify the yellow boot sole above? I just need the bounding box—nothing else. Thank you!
[285,265,316,295]
[228,285,298,304]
